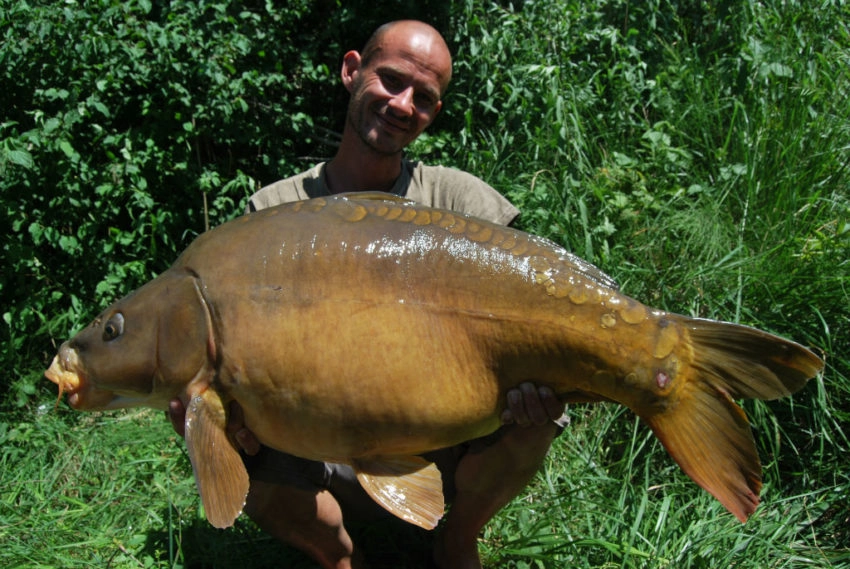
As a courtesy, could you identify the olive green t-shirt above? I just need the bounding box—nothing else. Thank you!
[246,159,519,226]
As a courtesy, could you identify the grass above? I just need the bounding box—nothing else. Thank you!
[3,0,849,567]
[3,395,846,568]
[0,408,317,568]
[483,408,849,568]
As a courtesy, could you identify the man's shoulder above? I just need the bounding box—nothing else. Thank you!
[411,161,488,187]
[406,160,519,226]
[247,163,326,212]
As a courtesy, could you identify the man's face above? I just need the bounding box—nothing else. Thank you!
[345,31,450,156]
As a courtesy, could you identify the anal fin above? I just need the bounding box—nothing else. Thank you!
[352,455,444,530]
[185,391,250,529]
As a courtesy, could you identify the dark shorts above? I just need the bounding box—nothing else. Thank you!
[242,417,567,522]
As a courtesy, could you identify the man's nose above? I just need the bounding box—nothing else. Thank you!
[387,86,414,117]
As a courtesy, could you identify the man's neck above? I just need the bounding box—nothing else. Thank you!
[325,137,404,194]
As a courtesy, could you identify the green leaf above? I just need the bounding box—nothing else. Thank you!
[58,139,75,158]
[4,149,34,169]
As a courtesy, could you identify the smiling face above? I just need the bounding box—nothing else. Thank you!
[342,21,452,156]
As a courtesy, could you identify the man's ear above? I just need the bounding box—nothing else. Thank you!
[341,50,361,93]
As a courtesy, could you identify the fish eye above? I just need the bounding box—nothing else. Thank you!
[102,313,124,342]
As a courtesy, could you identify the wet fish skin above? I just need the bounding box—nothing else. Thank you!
[45,193,824,530]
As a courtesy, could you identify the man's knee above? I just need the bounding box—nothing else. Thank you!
[245,481,357,567]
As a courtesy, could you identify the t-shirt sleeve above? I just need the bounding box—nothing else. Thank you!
[406,163,520,226]
[245,164,328,213]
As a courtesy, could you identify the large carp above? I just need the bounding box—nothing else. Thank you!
[45,193,823,531]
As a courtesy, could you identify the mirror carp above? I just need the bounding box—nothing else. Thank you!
[45,193,824,531]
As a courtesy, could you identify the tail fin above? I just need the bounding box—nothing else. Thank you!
[643,318,824,522]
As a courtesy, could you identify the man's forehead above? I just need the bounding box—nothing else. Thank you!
[371,29,451,90]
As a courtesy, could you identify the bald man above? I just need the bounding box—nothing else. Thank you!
[170,21,567,569]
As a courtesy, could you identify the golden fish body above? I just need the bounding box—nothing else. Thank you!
[46,193,823,530]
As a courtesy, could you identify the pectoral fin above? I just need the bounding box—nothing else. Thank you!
[352,455,445,530]
[184,390,250,529]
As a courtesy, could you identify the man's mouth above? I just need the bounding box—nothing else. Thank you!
[375,110,410,134]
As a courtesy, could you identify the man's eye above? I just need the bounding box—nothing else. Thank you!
[415,93,436,109]
[381,73,402,90]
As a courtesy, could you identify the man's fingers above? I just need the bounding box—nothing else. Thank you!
[235,428,261,456]
[225,400,245,438]
[227,400,261,456]
[505,382,546,426]
[520,382,550,426]
[502,383,567,427]
[538,385,566,421]
[169,397,261,455]
[167,399,186,438]
[505,388,528,426]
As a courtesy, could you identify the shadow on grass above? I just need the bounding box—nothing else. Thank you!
[142,507,438,569]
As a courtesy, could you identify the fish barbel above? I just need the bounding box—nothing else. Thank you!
[45,193,824,530]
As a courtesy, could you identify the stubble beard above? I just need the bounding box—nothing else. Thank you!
[347,95,408,157]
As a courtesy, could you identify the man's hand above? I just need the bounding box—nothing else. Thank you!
[500,382,565,427]
[167,398,261,455]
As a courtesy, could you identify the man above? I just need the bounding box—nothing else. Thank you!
[170,20,566,569]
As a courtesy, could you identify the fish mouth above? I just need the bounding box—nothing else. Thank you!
[44,347,154,411]
[45,348,86,409]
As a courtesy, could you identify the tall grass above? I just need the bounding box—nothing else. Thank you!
[434,0,850,566]
[2,0,848,567]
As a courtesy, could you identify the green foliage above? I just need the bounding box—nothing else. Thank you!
[2,0,849,567]
[0,408,322,568]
